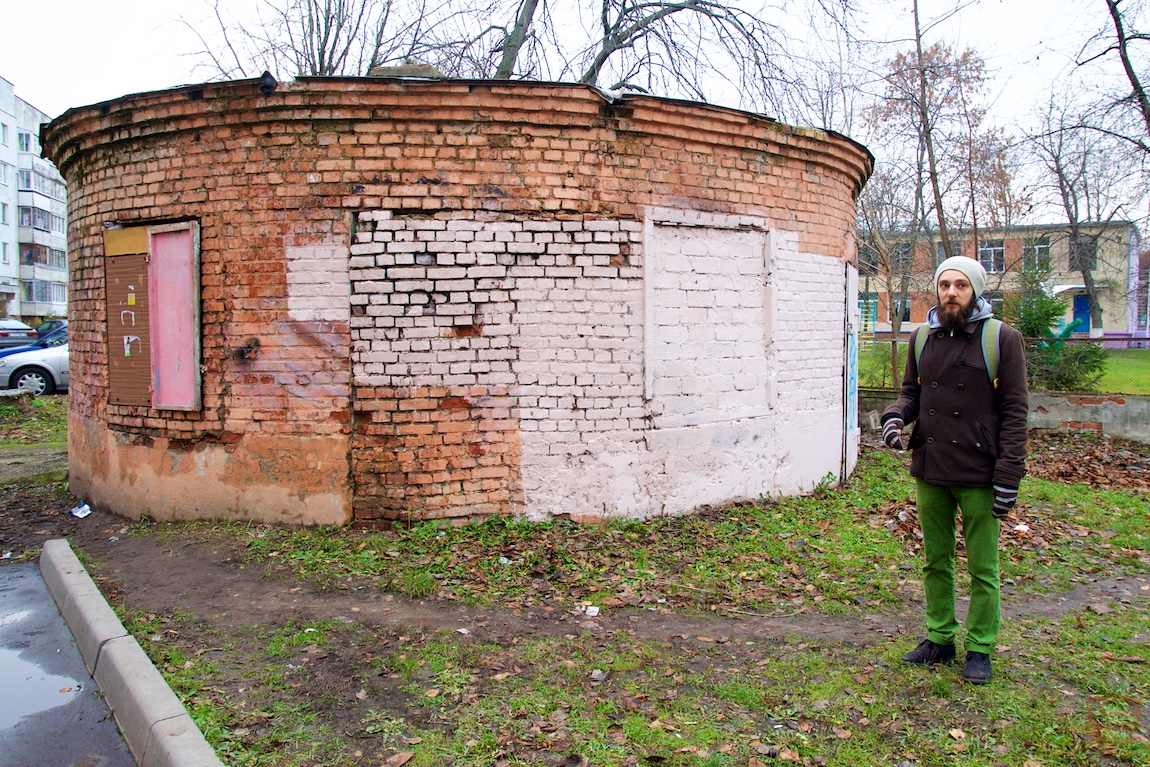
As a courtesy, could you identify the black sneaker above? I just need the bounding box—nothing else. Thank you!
[901,639,956,665]
[963,652,992,684]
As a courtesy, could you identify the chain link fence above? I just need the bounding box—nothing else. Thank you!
[859,336,1150,395]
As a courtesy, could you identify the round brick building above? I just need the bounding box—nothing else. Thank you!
[43,76,872,526]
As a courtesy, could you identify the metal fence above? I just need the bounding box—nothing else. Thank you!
[859,336,1150,395]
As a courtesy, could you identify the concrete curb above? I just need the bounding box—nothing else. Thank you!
[39,539,224,767]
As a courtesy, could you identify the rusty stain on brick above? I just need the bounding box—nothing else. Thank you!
[450,324,483,338]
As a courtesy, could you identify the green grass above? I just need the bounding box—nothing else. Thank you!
[859,340,909,389]
[859,342,1150,395]
[164,449,1145,617]
[0,393,68,447]
[1100,348,1150,394]
[93,443,1150,767]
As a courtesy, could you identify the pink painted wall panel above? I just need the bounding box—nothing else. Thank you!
[148,228,200,409]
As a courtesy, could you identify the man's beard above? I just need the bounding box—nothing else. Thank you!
[936,297,975,332]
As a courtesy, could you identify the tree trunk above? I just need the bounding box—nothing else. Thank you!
[1107,0,1150,143]
[494,0,540,79]
[913,0,953,260]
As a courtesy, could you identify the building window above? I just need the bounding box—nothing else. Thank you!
[894,294,912,323]
[0,203,7,225]
[16,206,63,233]
[983,289,1004,315]
[1069,233,1098,271]
[23,279,67,304]
[1,243,8,264]
[19,169,65,200]
[858,243,879,275]
[1,124,7,145]
[892,242,913,273]
[978,239,1005,273]
[0,162,9,186]
[1023,236,1051,269]
[934,240,950,266]
[17,132,31,152]
[20,243,67,269]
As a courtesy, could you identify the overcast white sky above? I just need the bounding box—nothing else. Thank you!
[0,0,1117,131]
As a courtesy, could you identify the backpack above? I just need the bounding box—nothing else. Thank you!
[912,318,1003,389]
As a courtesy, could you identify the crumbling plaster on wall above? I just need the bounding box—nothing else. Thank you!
[68,415,351,525]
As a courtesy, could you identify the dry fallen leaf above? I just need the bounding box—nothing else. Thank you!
[386,753,414,767]
[355,689,367,701]
[424,689,440,698]
[949,728,966,740]
[832,725,852,739]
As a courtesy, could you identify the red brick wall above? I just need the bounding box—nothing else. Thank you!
[44,78,871,525]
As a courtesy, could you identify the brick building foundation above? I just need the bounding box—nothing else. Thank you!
[43,77,872,526]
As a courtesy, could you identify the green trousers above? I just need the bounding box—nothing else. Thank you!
[915,480,1000,654]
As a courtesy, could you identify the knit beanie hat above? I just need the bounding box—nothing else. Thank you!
[934,256,987,298]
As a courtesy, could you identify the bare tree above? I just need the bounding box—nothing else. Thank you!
[186,0,434,78]
[189,0,859,125]
[1074,0,1150,156]
[858,157,931,385]
[1027,96,1142,334]
[868,37,988,265]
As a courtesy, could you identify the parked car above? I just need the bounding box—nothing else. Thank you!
[0,342,68,395]
[0,319,39,349]
[35,318,67,337]
[0,326,67,360]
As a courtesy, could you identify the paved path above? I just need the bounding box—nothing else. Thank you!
[0,560,135,767]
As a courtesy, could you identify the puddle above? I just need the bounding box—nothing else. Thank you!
[0,610,32,629]
[0,648,81,730]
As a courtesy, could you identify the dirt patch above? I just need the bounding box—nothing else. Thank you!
[0,445,68,484]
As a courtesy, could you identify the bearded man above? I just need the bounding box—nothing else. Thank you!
[881,256,1029,684]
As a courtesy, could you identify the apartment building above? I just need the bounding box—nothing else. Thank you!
[0,75,67,323]
[0,77,18,316]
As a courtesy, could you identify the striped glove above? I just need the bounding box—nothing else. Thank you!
[992,485,1018,518]
[882,417,904,450]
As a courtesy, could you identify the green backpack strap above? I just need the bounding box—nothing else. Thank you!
[912,326,928,384]
[913,319,1001,387]
[981,318,1002,389]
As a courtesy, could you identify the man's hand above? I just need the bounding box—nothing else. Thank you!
[992,485,1018,518]
[882,417,905,450]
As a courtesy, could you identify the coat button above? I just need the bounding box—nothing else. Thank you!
[958,384,965,390]
[931,382,939,389]
[927,437,935,443]
[953,411,960,417]
[951,440,958,445]
[976,442,982,448]
[929,409,936,416]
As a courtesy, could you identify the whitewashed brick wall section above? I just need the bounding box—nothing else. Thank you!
[768,230,848,495]
[285,243,351,322]
[350,210,850,520]
[646,219,772,427]
[349,215,641,394]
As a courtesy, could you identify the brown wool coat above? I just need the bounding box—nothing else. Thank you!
[882,318,1029,489]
